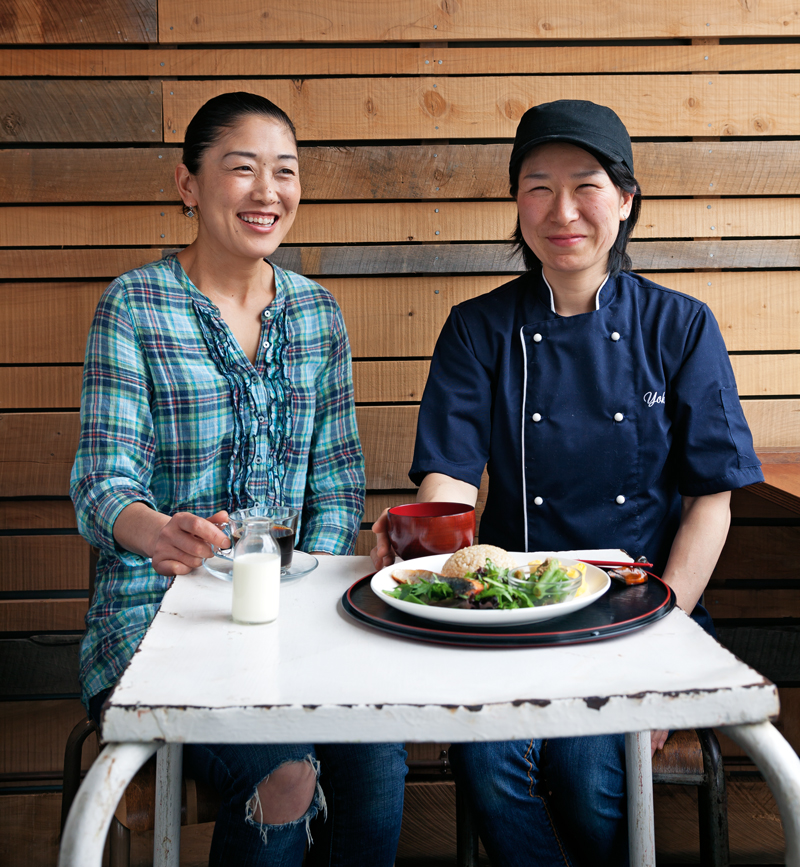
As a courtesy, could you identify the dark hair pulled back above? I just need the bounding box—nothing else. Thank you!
[509,149,642,277]
[181,92,297,214]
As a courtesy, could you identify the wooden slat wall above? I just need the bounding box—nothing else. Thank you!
[1,1,798,863]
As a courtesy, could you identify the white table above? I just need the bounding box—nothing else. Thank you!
[59,555,800,866]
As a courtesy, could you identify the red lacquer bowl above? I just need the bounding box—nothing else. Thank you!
[387,502,476,560]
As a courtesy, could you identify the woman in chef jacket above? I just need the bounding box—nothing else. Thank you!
[371,100,763,866]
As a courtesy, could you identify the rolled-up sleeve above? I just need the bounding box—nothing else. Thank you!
[669,304,763,495]
[70,282,158,565]
[300,307,365,554]
[410,306,493,488]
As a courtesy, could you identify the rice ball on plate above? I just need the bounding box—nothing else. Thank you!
[441,545,518,578]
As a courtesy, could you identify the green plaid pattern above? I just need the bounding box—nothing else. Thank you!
[71,255,364,706]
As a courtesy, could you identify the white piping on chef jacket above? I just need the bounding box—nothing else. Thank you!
[519,271,610,552]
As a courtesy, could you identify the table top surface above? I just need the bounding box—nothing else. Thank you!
[102,553,779,744]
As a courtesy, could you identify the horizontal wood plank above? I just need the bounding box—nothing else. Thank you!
[9,44,800,77]
[353,361,431,403]
[716,629,800,684]
[758,463,800,514]
[0,413,79,497]
[0,501,77,531]
[5,241,800,280]
[5,142,800,203]
[706,588,800,619]
[0,248,166,281]
[0,536,89,593]
[164,75,800,142]
[8,198,800,248]
[0,699,98,775]
[712,526,800,584]
[0,637,81,697]
[0,599,87,632]
[0,81,161,144]
[0,0,155,44]
[157,0,800,42]
[0,283,103,364]
[730,356,800,397]
[0,367,83,410]
[3,398,796,498]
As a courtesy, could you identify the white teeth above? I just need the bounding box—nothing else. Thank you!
[241,215,275,226]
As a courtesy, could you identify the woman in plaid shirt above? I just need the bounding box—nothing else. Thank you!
[71,92,407,866]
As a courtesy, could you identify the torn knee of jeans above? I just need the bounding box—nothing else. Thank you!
[245,753,326,846]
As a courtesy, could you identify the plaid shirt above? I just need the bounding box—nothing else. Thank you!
[71,255,365,706]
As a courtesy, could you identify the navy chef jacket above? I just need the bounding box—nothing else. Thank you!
[410,270,763,577]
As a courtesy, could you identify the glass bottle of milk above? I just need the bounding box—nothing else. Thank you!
[231,519,282,624]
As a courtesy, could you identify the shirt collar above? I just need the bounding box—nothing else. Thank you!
[541,268,610,314]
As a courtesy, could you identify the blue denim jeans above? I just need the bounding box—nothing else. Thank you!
[185,741,408,867]
[89,689,407,867]
[449,735,627,867]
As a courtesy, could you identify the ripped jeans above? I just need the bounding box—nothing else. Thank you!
[89,688,407,867]
[449,735,628,867]
[184,742,407,867]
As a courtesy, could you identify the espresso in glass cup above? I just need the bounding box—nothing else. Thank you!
[204,505,299,580]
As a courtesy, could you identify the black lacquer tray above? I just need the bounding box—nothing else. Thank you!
[342,572,675,648]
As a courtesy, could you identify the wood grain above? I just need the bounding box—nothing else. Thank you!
[0,500,77,530]
[705,588,800,619]
[730,356,800,397]
[0,699,98,775]
[712,526,800,583]
[4,241,800,281]
[157,0,800,42]
[0,367,83,410]
[730,485,800,520]
[0,81,161,143]
[0,248,166,280]
[0,283,103,364]
[163,75,800,143]
[353,361,431,403]
[0,413,79,497]
[758,463,800,514]
[742,400,800,449]
[0,536,90,592]
[0,0,156,44]
[0,599,87,632]
[9,198,800,248]
[5,142,800,203]
[357,406,418,490]
[7,44,800,77]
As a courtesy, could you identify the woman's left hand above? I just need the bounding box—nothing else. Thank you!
[651,729,669,756]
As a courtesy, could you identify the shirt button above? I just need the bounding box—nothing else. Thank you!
[263,310,271,319]
[614,412,624,422]
[255,456,263,464]
[532,412,542,423]
[534,496,543,506]
[258,415,266,423]
[533,333,543,343]
[263,340,270,348]
[611,331,621,341]
[616,495,626,505]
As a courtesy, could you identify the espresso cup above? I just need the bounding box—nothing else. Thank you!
[386,502,475,560]
[204,506,299,580]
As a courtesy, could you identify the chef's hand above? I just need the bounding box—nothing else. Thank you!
[150,510,230,577]
[651,729,669,757]
[370,509,396,570]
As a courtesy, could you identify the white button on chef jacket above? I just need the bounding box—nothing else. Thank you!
[616,495,626,504]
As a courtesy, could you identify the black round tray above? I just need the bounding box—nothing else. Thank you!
[342,572,675,648]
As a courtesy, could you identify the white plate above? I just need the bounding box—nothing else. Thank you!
[371,552,611,627]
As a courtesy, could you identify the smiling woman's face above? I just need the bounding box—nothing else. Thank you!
[515,142,633,287]
[176,114,301,265]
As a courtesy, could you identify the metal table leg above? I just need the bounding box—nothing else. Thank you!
[58,742,158,867]
[721,721,800,866]
[155,743,183,867]
[626,731,655,867]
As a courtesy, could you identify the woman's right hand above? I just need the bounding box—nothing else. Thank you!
[151,510,230,576]
[370,508,396,571]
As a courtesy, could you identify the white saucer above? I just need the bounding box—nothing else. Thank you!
[204,550,318,583]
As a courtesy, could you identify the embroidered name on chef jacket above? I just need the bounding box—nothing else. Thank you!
[643,391,666,407]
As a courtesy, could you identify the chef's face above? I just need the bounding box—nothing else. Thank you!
[515,142,633,286]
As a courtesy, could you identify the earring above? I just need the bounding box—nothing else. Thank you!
[185,205,195,218]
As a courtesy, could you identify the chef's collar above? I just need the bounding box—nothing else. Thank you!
[541,269,610,314]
